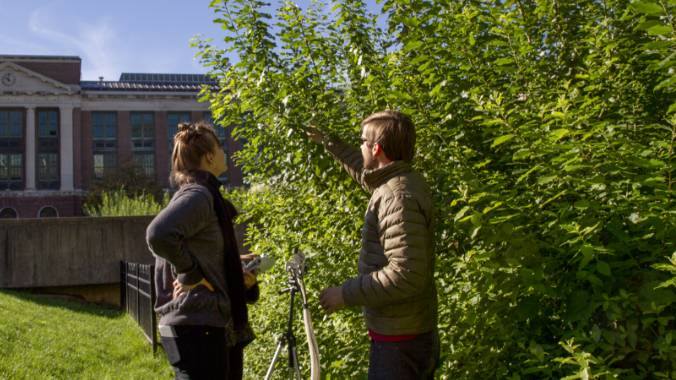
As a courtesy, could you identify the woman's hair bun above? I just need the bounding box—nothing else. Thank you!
[175,122,202,144]
[177,122,193,132]
[173,121,218,147]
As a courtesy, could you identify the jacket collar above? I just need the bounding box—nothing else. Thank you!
[363,161,411,190]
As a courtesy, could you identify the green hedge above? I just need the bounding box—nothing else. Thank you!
[195,0,675,378]
[83,189,169,216]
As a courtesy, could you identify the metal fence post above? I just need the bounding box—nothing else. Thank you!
[135,263,140,324]
[150,267,157,353]
[120,261,158,352]
[119,261,126,311]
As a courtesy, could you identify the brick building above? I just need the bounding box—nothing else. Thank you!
[0,55,242,219]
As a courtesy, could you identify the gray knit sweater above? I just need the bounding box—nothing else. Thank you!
[146,184,233,335]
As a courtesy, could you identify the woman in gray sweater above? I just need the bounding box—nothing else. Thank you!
[146,121,257,379]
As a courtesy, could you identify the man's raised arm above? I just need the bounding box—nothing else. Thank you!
[305,125,367,190]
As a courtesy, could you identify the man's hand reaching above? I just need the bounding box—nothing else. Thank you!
[305,125,325,144]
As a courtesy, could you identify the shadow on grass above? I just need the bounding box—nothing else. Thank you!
[0,289,124,319]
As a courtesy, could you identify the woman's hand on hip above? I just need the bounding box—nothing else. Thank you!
[172,278,214,299]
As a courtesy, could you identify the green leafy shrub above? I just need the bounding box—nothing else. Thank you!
[84,189,169,217]
[83,163,166,212]
[195,0,675,378]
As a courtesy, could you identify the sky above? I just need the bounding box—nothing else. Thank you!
[0,0,382,81]
[0,0,229,80]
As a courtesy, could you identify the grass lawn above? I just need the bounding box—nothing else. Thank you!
[0,290,173,379]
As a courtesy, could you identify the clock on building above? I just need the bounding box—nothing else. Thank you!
[1,72,16,86]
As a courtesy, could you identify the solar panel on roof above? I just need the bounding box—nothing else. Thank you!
[87,72,215,92]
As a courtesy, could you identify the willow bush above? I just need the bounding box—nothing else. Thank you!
[194,0,675,378]
[83,189,169,217]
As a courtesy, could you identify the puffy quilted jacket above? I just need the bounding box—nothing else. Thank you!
[324,138,438,335]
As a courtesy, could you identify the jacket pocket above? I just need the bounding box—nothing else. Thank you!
[177,285,221,313]
[156,285,225,317]
[367,297,421,318]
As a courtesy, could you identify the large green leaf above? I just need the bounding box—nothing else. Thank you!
[646,24,673,35]
[631,1,665,15]
[550,128,570,141]
[491,133,515,148]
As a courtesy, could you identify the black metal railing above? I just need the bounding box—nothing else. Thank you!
[120,261,157,352]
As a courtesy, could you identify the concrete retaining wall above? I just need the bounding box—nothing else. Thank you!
[0,216,155,288]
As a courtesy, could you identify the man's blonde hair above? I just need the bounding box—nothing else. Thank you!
[361,110,415,162]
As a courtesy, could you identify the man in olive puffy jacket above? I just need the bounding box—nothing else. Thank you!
[308,110,439,380]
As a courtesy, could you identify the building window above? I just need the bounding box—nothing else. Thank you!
[92,112,118,180]
[203,112,230,185]
[0,109,24,190]
[131,112,154,177]
[38,206,58,218]
[167,112,191,167]
[0,207,18,219]
[37,109,60,189]
[167,112,191,142]
[167,112,190,171]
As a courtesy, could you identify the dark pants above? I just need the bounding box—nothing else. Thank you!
[160,325,230,380]
[228,345,244,380]
[368,330,440,380]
